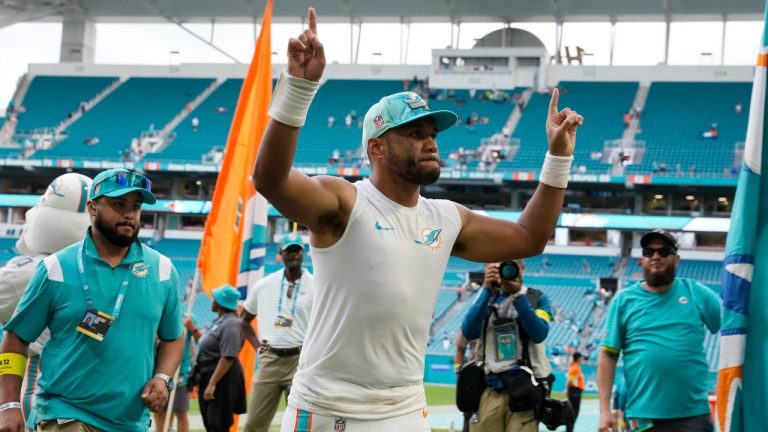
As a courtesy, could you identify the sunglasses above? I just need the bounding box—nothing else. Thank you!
[96,171,152,193]
[641,247,676,258]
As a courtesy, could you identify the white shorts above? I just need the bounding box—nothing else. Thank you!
[280,405,431,432]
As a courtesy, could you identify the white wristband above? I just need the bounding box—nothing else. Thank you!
[268,70,320,127]
[539,152,573,189]
[0,401,22,411]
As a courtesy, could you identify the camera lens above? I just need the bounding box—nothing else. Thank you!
[498,261,520,281]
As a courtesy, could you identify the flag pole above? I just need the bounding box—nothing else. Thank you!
[162,269,201,432]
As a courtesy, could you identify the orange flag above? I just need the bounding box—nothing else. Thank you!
[196,0,272,429]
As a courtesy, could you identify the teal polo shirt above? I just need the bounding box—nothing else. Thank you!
[5,233,183,432]
[601,278,721,420]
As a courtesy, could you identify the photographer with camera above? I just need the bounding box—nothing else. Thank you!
[460,260,569,431]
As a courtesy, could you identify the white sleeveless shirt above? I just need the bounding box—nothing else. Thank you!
[289,179,462,419]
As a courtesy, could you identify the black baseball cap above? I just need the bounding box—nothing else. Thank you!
[640,229,678,251]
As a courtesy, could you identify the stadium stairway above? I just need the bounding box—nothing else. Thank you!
[52,78,125,138]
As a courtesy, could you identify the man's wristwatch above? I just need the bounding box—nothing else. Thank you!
[153,372,174,392]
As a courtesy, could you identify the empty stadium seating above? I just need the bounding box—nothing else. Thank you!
[36,77,214,160]
[511,81,638,173]
[627,82,751,177]
[145,79,244,162]
[16,76,117,132]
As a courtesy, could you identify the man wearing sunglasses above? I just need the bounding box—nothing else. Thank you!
[0,168,185,432]
[597,229,721,432]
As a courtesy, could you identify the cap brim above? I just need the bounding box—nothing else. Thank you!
[101,187,157,204]
[391,110,458,135]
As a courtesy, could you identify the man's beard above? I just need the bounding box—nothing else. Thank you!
[644,265,676,287]
[386,143,441,186]
[94,216,139,247]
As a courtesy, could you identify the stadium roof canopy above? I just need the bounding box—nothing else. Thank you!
[0,0,764,26]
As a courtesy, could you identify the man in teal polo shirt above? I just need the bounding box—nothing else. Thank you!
[597,229,720,432]
[0,168,185,432]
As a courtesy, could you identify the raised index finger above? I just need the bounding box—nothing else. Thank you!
[548,88,560,118]
[308,7,318,35]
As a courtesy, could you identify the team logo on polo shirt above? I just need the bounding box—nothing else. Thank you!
[334,418,346,431]
[678,296,689,304]
[132,262,150,278]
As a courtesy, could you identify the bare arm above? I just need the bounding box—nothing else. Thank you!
[598,350,619,432]
[240,311,261,351]
[252,8,355,244]
[156,336,185,377]
[452,89,582,262]
[0,332,28,432]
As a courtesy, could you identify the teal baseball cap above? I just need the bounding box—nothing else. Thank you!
[89,169,156,204]
[361,91,458,151]
[280,232,305,252]
[212,284,240,311]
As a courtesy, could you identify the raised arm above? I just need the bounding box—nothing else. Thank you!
[253,8,355,243]
[452,89,582,262]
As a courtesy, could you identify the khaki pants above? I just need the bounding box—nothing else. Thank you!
[469,388,537,432]
[38,420,102,432]
[244,350,300,432]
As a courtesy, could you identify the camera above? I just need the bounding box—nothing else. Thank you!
[498,260,520,281]
[538,398,575,431]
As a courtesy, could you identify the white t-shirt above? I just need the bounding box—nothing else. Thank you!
[289,179,462,419]
[243,268,314,349]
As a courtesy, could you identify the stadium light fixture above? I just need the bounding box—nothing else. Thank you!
[686,195,695,200]
[654,194,664,200]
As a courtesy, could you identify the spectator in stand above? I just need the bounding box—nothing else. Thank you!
[734,102,743,115]
[327,115,335,128]
[700,123,718,139]
[191,117,200,132]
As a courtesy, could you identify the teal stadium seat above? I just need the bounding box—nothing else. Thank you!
[0,238,18,265]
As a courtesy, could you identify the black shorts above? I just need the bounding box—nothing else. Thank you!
[172,384,190,413]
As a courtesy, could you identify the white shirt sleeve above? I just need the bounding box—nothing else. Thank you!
[243,279,262,316]
[0,256,39,324]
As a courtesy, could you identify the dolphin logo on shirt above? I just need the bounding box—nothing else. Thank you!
[414,228,443,250]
